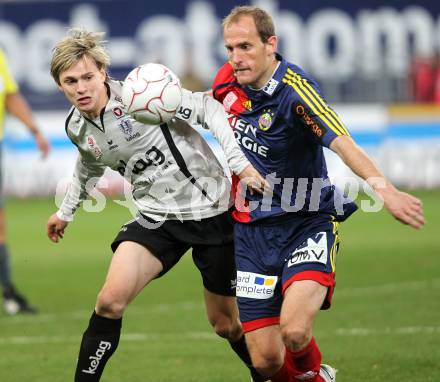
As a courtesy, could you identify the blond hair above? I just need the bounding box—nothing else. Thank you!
[222,5,275,43]
[50,28,110,84]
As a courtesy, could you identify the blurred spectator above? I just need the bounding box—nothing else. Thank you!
[0,48,50,315]
[180,69,207,92]
[433,53,440,104]
[411,53,440,104]
[180,47,207,92]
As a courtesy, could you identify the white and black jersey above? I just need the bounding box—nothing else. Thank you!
[57,80,250,222]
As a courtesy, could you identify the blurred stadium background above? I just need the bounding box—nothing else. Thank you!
[0,1,439,381]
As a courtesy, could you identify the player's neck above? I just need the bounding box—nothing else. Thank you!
[249,59,280,91]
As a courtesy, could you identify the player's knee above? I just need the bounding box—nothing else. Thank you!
[95,289,127,318]
[210,316,242,341]
[213,322,231,339]
[252,350,284,377]
[280,324,312,351]
[213,320,241,341]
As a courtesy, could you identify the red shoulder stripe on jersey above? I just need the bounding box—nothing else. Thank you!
[212,62,248,115]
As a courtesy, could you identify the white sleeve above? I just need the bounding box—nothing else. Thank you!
[176,89,251,175]
[56,155,106,221]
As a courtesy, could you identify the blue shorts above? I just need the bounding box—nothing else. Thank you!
[234,213,341,333]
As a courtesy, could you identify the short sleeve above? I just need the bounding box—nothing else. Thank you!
[285,70,350,147]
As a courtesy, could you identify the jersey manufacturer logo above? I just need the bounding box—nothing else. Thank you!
[258,109,274,131]
[86,135,103,159]
[287,232,328,268]
[223,91,238,111]
[263,78,279,95]
[242,99,252,111]
[236,271,277,299]
[112,106,124,119]
[107,140,119,150]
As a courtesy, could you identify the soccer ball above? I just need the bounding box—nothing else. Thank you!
[122,63,182,125]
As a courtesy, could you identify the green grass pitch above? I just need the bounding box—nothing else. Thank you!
[0,191,439,381]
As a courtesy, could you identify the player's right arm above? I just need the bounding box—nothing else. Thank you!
[177,89,268,194]
[201,93,269,194]
[46,155,106,242]
[288,71,424,229]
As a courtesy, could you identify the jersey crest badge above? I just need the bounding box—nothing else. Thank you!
[87,135,103,159]
[258,109,274,131]
[119,119,133,135]
[119,118,140,142]
[112,106,124,119]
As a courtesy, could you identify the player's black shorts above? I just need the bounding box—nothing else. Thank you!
[111,211,236,296]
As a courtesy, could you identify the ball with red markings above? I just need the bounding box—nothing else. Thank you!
[122,63,182,125]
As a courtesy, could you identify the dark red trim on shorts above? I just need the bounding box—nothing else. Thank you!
[242,316,280,333]
[282,271,336,310]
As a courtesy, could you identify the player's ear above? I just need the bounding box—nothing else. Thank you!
[99,67,107,81]
[266,35,278,55]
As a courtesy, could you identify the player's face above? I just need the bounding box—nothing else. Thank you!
[224,15,278,88]
[58,56,108,119]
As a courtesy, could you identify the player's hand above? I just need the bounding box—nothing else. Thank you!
[376,186,425,229]
[237,164,270,195]
[46,213,69,243]
[35,131,50,159]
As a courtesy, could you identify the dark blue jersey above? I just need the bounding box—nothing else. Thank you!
[213,54,357,223]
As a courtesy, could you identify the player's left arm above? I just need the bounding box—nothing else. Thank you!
[5,92,50,157]
[330,135,425,229]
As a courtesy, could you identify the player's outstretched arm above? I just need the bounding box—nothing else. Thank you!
[46,213,69,243]
[330,135,425,229]
[6,92,51,158]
